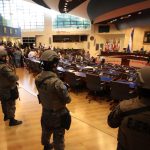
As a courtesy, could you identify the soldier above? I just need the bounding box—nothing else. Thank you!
[35,50,71,150]
[0,49,22,126]
[108,66,150,150]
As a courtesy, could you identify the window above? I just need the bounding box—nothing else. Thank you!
[52,14,91,31]
[0,0,45,31]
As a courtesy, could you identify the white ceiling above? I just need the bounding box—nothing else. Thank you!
[24,0,90,19]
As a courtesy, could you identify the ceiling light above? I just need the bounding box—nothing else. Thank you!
[138,12,142,14]
[128,14,131,17]
[120,17,124,19]
[65,3,68,5]
[64,8,68,11]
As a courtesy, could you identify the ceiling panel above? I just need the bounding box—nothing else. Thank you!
[59,0,87,13]
[69,0,90,19]
[29,0,150,23]
[87,0,148,20]
[32,0,50,9]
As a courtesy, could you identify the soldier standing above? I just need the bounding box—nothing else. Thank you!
[35,50,71,150]
[108,66,150,150]
[0,49,22,126]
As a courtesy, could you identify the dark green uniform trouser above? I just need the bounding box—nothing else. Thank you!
[1,99,16,119]
[41,108,65,150]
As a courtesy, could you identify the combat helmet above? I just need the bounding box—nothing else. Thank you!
[40,50,59,62]
[137,66,150,89]
[40,50,59,71]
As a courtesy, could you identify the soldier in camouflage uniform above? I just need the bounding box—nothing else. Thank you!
[35,50,71,150]
[0,49,22,126]
[108,66,150,150]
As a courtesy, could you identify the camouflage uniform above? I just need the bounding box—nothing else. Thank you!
[0,61,18,119]
[108,66,150,150]
[35,70,71,150]
[108,98,150,150]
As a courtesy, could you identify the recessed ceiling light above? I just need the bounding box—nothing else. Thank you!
[64,8,68,11]
[120,17,124,19]
[138,12,142,14]
[65,3,68,5]
[128,14,131,17]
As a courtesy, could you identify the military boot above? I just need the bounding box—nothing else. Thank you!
[9,118,22,126]
[44,143,53,150]
[3,115,9,121]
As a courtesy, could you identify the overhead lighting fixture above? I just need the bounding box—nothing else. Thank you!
[128,14,131,17]
[64,8,68,11]
[120,17,124,19]
[138,11,142,14]
[65,3,68,5]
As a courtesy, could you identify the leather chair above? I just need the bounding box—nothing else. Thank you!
[86,73,105,102]
[109,81,137,109]
[64,71,83,91]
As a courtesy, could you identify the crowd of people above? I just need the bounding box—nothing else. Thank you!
[0,41,107,70]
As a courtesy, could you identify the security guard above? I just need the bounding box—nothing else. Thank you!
[108,66,150,150]
[0,49,22,126]
[35,50,71,150]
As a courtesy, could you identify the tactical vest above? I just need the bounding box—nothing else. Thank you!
[35,73,66,110]
[118,99,150,150]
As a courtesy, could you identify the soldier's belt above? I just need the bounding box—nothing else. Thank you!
[43,107,65,113]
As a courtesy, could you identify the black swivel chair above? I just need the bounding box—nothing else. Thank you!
[64,71,83,91]
[109,81,137,109]
[86,73,105,102]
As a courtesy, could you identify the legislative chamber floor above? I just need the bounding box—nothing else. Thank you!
[0,68,117,150]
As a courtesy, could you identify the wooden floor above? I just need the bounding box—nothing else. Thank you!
[0,68,117,150]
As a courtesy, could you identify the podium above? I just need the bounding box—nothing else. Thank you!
[121,58,130,66]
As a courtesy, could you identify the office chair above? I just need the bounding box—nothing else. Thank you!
[109,81,137,109]
[64,71,84,92]
[86,73,105,102]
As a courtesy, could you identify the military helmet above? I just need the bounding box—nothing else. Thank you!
[136,66,150,89]
[40,50,59,62]
[0,49,7,58]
